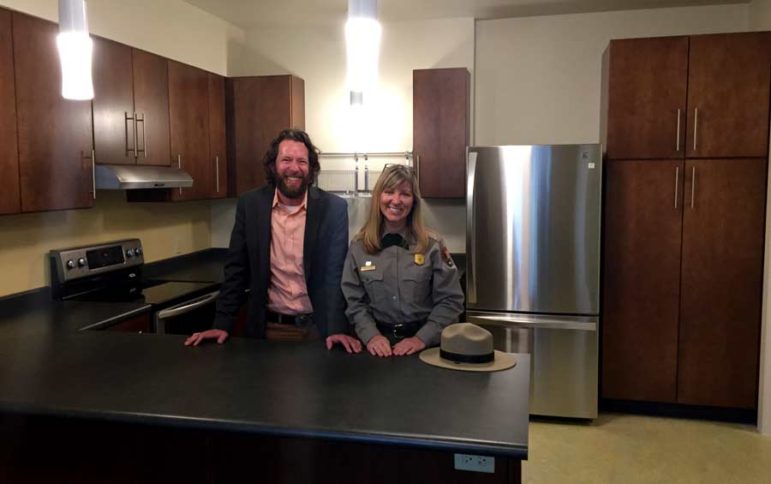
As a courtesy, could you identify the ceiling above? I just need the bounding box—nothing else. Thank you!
[182,0,747,29]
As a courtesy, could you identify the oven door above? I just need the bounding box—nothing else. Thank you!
[154,290,219,335]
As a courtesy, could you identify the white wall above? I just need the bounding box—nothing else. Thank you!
[475,4,749,146]
[750,0,771,437]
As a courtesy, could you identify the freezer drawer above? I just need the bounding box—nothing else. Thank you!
[467,311,598,419]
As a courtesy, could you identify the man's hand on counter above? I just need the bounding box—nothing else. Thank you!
[185,329,230,346]
[325,334,363,354]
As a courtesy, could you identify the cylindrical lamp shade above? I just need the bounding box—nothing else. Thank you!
[57,0,93,100]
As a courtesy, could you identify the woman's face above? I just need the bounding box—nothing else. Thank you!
[379,180,414,229]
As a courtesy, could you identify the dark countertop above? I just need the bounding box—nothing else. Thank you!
[0,249,525,459]
[0,331,529,458]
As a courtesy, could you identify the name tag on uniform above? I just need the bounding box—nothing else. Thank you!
[360,260,376,272]
[414,254,425,265]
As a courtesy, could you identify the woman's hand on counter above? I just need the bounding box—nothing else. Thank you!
[367,335,393,357]
[185,329,229,346]
[325,334,363,353]
[392,336,426,356]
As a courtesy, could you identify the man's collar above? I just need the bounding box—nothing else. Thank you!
[272,188,308,210]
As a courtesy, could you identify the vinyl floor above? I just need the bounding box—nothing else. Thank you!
[522,413,771,484]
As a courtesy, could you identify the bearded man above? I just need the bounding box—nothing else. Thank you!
[185,129,362,353]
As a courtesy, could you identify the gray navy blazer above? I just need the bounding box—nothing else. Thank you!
[213,185,350,338]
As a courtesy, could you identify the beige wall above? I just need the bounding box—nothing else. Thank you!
[751,0,771,30]
[475,4,749,146]
[0,0,242,74]
[0,0,242,296]
[750,0,771,436]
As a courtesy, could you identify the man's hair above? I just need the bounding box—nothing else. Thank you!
[263,129,321,186]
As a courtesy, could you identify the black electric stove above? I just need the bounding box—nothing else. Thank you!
[50,239,219,334]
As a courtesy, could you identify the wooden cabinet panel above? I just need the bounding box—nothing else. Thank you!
[226,75,305,196]
[92,42,170,167]
[677,158,767,408]
[208,73,227,198]
[602,160,683,402]
[686,33,771,158]
[413,68,469,198]
[605,37,688,160]
[0,8,20,215]
[92,37,134,165]
[133,49,170,167]
[13,13,93,212]
[168,60,210,201]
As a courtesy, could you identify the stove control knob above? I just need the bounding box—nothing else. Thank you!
[135,248,143,256]
[77,258,86,267]
[66,260,75,269]
[126,249,134,258]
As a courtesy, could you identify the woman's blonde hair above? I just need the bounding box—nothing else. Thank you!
[355,164,429,254]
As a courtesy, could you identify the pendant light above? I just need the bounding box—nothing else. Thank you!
[345,0,381,106]
[57,0,94,100]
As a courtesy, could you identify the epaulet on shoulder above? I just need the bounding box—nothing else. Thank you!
[426,229,444,244]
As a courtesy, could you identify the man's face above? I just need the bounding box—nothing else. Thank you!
[274,140,312,200]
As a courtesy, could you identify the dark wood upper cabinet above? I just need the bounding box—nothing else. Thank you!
[226,75,305,196]
[677,158,767,408]
[92,37,135,165]
[605,33,771,160]
[602,160,683,403]
[92,39,170,166]
[0,8,20,215]
[208,73,227,199]
[168,60,211,201]
[413,68,469,199]
[13,12,93,213]
[686,33,771,158]
[132,49,171,167]
[604,37,688,160]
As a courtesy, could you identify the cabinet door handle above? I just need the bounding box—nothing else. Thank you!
[177,154,183,196]
[90,149,96,200]
[136,113,147,158]
[215,155,220,193]
[125,112,136,157]
[690,166,696,209]
[676,109,681,152]
[692,108,699,152]
[674,166,679,209]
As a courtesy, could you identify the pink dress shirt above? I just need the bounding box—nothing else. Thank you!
[267,190,313,315]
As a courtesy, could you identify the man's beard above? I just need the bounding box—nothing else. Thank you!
[276,172,312,200]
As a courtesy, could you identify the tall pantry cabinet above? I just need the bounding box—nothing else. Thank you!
[601,32,771,410]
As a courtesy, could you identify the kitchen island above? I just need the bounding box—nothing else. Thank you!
[0,289,528,483]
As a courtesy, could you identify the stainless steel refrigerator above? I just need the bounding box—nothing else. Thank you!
[466,144,601,419]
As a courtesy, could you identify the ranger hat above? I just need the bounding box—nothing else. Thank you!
[419,323,517,372]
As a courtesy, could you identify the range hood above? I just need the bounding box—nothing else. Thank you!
[95,164,193,190]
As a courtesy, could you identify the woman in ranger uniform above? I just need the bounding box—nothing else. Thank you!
[341,164,464,357]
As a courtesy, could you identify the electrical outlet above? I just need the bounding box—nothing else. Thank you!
[453,453,495,473]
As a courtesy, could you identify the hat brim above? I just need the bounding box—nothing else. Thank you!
[418,348,517,372]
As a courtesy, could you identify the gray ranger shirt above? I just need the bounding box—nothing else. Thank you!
[341,235,464,347]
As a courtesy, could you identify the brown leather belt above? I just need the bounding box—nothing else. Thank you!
[266,311,317,342]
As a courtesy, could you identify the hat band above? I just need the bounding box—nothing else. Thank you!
[440,349,494,364]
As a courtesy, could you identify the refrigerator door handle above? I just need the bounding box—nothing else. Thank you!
[468,314,597,331]
[466,148,478,304]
